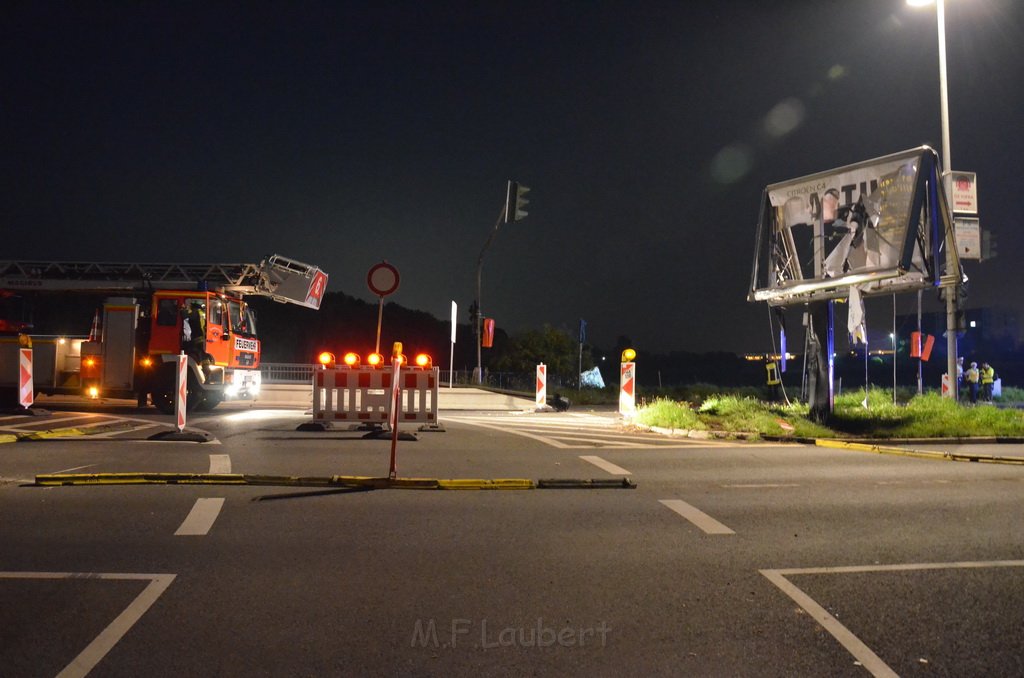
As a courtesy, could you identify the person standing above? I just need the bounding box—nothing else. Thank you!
[965,362,981,404]
[980,362,996,402]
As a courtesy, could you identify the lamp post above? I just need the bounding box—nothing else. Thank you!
[908,0,959,400]
[890,332,897,404]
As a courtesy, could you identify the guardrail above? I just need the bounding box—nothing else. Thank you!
[260,363,580,390]
[260,363,315,384]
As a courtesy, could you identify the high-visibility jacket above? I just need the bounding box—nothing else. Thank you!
[965,367,980,384]
[981,366,995,385]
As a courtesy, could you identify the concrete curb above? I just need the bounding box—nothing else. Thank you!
[32,473,639,490]
[813,438,1024,465]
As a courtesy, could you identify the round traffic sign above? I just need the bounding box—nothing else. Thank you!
[367,261,400,297]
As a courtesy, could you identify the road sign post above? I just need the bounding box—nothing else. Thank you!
[388,344,403,480]
[449,300,457,389]
[367,261,400,355]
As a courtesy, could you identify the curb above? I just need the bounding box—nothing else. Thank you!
[32,473,637,490]
[813,439,1024,465]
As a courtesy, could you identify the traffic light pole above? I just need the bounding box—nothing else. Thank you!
[475,206,508,384]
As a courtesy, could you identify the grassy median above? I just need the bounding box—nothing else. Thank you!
[634,389,1024,440]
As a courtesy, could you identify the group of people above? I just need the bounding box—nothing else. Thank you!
[958,356,998,404]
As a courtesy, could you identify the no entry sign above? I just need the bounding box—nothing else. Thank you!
[367,262,400,297]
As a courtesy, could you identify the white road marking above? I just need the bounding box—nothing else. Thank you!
[579,455,632,475]
[88,423,164,438]
[174,498,225,536]
[51,464,98,475]
[444,414,725,449]
[722,483,801,488]
[659,499,735,535]
[208,454,231,474]
[761,560,1024,678]
[0,571,175,678]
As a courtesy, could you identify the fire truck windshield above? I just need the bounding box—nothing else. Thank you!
[227,300,256,337]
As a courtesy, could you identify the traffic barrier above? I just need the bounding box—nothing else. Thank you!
[311,365,439,427]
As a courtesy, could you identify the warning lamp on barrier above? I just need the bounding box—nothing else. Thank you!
[414,353,432,369]
[317,351,336,368]
[367,352,385,368]
[620,348,636,363]
[391,342,407,366]
[87,386,100,399]
[343,352,360,367]
[139,356,154,369]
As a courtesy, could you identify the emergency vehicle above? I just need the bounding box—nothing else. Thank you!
[0,254,327,413]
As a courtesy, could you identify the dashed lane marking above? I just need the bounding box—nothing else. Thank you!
[659,499,735,535]
[722,483,801,488]
[208,454,231,474]
[174,498,225,536]
[579,455,632,475]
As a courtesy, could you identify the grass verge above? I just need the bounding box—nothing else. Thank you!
[635,389,1024,440]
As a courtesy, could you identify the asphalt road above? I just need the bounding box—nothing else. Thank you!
[2,402,1023,677]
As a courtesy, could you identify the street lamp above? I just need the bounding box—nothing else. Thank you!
[907,0,959,400]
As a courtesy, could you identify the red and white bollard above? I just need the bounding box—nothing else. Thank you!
[536,363,547,409]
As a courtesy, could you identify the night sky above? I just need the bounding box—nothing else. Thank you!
[4,1,1022,354]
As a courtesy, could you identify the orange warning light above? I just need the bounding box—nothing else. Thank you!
[414,353,432,368]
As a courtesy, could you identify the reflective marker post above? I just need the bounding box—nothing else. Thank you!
[18,348,33,410]
[176,351,187,433]
[619,348,637,418]
[536,363,546,409]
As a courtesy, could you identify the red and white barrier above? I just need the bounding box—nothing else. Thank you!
[619,361,636,417]
[311,366,439,428]
[18,348,33,409]
[536,363,546,408]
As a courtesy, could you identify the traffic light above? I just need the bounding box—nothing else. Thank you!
[504,180,530,224]
[469,301,479,327]
[982,229,998,261]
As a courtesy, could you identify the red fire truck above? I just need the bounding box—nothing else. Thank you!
[0,254,327,413]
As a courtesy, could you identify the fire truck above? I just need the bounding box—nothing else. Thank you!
[0,254,327,413]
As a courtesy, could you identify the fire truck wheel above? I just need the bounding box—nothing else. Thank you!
[152,365,204,414]
[195,392,223,411]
